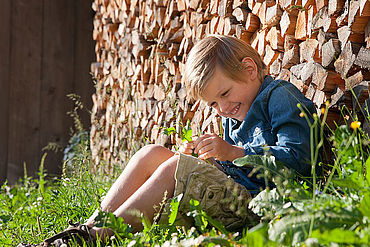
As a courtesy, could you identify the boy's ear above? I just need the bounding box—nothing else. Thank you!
[241,57,258,80]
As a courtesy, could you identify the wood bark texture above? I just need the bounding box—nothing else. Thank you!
[90,0,370,173]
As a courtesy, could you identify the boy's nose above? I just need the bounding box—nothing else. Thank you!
[218,102,229,115]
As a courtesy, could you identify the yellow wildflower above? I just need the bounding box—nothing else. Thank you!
[321,108,325,114]
[299,112,305,118]
[350,121,361,130]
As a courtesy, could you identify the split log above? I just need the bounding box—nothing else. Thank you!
[295,10,307,40]
[299,39,320,63]
[90,0,370,171]
[321,38,340,68]
[264,4,283,28]
[245,12,260,32]
[280,10,297,36]
[264,44,280,66]
[269,54,282,75]
[282,45,299,69]
[334,42,362,79]
[366,19,370,48]
[328,0,345,16]
[311,6,336,33]
[337,26,364,50]
[266,26,284,51]
[354,46,370,70]
[232,7,248,22]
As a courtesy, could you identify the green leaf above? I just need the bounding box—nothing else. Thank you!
[332,177,363,191]
[366,157,370,187]
[168,194,182,225]
[245,223,276,247]
[203,237,232,247]
[201,212,228,235]
[311,228,369,244]
[268,212,312,244]
[94,211,132,238]
[188,199,208,232]
[233,155,293,180]
[163,127,176,136]
[248,188,282,217]
[181,120,193,142]
[186,198,229,235]
[359,192,370,218]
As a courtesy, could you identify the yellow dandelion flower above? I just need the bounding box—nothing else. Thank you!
[350,121,361,130]
[321,108,325,114]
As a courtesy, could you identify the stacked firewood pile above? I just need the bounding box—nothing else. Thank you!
[90,0,370,173]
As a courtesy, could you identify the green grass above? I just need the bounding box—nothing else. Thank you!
[2,105,370,246]
[0,130,114,246]
[0,156,110,245]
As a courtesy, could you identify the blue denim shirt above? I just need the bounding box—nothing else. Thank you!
[220,76,316,194]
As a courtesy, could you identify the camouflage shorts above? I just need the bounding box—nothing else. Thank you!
[159,153,258,231]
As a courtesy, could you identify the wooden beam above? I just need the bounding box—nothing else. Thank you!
[40,0,76,177]
[7,0,43,183]
[74,0,97,129]
[0,0,11,184]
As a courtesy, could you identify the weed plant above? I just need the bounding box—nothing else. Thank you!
[2,100,370,246]
[0,131,113,246]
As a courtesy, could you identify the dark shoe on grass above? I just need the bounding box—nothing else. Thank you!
[18,221,94,247]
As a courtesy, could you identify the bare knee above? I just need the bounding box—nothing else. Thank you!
[135,144,174,162]
[127,144,175,178]
[155,155,179,178]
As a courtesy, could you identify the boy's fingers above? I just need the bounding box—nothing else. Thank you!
[185,141,195,149]
[179,144,193,154]
[182,149,193,155]
[194,135,215,153]
[199,149,216,160]
[192,135,207,147]
[198,145,213,156]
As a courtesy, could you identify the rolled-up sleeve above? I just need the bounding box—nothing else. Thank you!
[253,83,315,175]
[221,79,317,176]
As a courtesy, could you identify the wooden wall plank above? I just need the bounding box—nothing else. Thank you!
[73,0,95,128]
[7,0,43,183]
[0,0,11,184]
[40,0,75,176]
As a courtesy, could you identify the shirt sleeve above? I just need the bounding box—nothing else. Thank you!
[242,82,316,176]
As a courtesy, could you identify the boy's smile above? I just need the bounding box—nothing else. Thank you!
[201,64,261,121]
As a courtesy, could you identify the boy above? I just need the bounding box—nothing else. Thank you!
[20,35,316,246]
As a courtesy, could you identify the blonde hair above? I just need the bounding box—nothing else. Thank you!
[184,35,267,100]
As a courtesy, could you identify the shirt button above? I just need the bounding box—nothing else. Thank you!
[208,191,214,199]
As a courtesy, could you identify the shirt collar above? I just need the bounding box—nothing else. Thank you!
[258,75,274,94]
[228,75,274,126]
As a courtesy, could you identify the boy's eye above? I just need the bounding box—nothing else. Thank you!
[210,102,217,107]
[221,90,229,97]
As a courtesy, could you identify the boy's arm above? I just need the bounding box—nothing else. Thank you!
[242,83,315,176]
[181,134,245,161]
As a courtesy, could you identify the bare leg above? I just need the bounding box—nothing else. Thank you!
[85,145,177,238]
[109,155,178,230]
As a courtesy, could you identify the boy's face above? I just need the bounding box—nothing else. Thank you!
[201,66,261,121]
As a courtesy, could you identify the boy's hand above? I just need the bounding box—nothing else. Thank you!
[188,133,245,161]
[178,141,195,155]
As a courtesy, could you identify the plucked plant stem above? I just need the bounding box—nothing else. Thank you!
[297,101,328,237]
[322,133,356,194]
